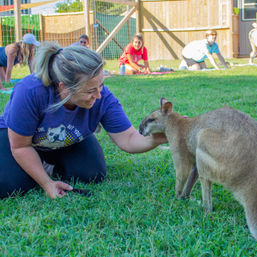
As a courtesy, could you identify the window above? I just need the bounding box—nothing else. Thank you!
[242,0,257,21]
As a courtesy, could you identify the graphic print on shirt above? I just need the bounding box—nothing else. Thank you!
[133,54,142,64]
[32,124,84,150]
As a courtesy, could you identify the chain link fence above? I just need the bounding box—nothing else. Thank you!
[0,0,136,59]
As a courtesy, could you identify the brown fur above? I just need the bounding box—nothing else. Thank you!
[139,98,257,240]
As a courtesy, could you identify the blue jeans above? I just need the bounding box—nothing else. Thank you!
[0,128,106,198]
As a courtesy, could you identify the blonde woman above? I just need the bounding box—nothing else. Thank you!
[0,42,166,199]
[0,33,40,90]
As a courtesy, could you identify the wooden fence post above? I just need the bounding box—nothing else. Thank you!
[39,14,44,42]
[136,0,141,33]
[14,0,22,42]
[0,18,3,47]
[82,0,90,44]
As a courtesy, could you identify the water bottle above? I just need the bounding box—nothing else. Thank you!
[120,64,125,75]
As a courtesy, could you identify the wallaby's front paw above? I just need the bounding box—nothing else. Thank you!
[179,193,190,200]
[176,191,184,199]
[203,205,213,214]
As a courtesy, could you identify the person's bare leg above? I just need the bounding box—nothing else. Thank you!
[199,62,207,70]
[179,59,188,69]
[188,63,201,70]
[125,64,136,75]
[0,67,5,82]
[0,81,8,91]
[249,44,256,65]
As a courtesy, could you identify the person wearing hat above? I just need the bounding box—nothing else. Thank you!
[179,29,228,70]
[0,33,40,90]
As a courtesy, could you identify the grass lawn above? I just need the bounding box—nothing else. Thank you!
[0,59,257,256]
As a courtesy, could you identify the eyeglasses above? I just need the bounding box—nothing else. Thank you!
[79,40,88,44]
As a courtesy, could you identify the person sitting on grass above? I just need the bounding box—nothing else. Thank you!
[71,34,89,48]
[0,42,167,199]
[119,33,151,75]
[179,29,228,70]
[0,33,40,90]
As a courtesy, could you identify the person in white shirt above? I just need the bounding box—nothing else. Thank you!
[179,29,228,70]
[249,23,257,65]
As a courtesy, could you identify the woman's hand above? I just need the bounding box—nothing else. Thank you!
[144,67,151,74]
[151,132,167,145]
[43,180,73,199]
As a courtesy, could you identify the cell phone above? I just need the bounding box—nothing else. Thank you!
[71,188,92,197]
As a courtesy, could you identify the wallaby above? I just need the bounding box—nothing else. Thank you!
[249,23,257,65]
[139,98,257,240]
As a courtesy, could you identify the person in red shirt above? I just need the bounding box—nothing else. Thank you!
[119,33,151,75]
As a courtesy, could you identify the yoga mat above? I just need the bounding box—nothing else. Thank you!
[10,79,21,84]
[135,71,174,75]
[0,88,13,94]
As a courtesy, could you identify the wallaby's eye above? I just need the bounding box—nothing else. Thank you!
[148,118,155,123]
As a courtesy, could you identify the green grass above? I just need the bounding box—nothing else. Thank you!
[1,59,257,256]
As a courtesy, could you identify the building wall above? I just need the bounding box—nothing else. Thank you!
[139,0,237,60]
[235,0,257,56]
[0,0,31,16]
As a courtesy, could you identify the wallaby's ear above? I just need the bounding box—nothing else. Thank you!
[160,97,168,107]
[161,102,173,115]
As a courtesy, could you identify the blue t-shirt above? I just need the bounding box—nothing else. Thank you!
[0,47,19,67]
[0,74,132,151]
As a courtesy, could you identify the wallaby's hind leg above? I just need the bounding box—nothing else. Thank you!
[180,164,199,199]
[243,194,257,240]
[246,206,257,240]
[199,177,212,212]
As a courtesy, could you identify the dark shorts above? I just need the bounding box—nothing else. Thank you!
[183,56,204,66]
[0,128,107,198]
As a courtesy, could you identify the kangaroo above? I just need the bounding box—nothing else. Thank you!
[139,98,257,240]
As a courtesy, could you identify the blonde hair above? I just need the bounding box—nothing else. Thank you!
[34,41,104,110]
[205,29,217,37]
[15,41,35,65]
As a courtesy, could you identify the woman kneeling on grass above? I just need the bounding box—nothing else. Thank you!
[0,42,166,199]
[119,33,151,75]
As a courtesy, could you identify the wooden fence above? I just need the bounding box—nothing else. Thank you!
[139,0,239,60]
[0,0,239,60]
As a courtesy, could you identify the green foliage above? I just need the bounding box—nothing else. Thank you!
[56,0,83,13]
[1,59,257,256]
[233,7,240,15]
[56,0,126,15]
[0,15,40,46]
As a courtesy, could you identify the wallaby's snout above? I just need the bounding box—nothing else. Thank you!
[139,117,156,136]
[139,110,167,136]
[139,98,173,137]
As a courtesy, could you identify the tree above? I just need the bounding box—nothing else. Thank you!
[56,0,127,15]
